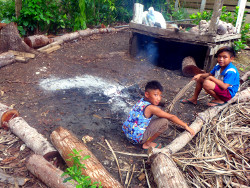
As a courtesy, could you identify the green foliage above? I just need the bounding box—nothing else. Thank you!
[189,11,212,25]
[164,1,188,21]
[0,0,15,22]
[62,149,102,188]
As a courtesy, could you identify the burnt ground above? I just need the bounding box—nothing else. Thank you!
[0,29,249,187]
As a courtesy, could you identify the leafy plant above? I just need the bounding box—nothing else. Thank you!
[61,149,102,188]
[189,10,212,25]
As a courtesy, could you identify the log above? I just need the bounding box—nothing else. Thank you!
[150,87,250,156]
[0,22,34,54]
[0,103,19,130]
[0,51,16,67]
[50,126,123,188]
[26,154,75,188]
[24,35,50,48]
[78,28,92,37]
[182,56,205,77]
[54,32,80,42]
[8,117,59,160]
[150,153,189,188]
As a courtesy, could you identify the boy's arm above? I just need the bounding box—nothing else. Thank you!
[192,73,211,81]
[206,76,230,90]
[145,106,195,136]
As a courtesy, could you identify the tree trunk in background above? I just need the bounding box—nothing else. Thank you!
[0,22,34,54]
[15,0,22,18]
[50,126,123,188]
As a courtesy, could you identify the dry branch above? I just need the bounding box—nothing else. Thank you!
[26,154,75,188]
[50,126,123,188]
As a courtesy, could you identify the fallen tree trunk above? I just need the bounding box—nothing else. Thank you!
[26,154,75,188]
[8,117,59,160]
[24,35,50,48]
[50,126,123,188]
[150,153,189,188]
[0,22,35,54]
[151,87,250,156]
[0,51,16,67]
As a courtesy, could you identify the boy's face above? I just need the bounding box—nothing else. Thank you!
[145,89,162,105]
[217,51,234,67]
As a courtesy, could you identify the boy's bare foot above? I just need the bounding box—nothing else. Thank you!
[180,98,198,105]
[142,142,162,149]
[207,100,225,107]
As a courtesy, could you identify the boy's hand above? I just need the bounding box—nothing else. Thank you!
[186,126,195,136]
[192,74,201,81]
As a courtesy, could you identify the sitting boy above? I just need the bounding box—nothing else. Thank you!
[122,80,195,149]
[181,46,240,107]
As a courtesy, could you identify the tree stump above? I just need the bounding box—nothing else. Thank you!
[0,22,35,53]
[50,126,123,188]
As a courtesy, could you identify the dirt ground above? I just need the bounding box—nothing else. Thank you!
[0,29,249,187]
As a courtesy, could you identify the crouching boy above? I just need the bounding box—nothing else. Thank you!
[122,80,195,149]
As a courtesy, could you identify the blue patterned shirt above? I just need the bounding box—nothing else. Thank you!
[122,98,152,144]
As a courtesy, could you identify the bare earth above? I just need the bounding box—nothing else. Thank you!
[0,29,249,187]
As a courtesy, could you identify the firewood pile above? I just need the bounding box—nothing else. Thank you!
[172,92,249,187]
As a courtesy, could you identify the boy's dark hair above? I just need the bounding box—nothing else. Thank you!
[215,46,236,58]
[145,80,163,92]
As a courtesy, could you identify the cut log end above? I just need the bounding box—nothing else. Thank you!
[43,150,61,161]
[1,109,19,130]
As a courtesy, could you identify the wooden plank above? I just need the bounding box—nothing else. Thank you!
[130,21,215,44]
[8,50,35,58]
[129,22,241,44]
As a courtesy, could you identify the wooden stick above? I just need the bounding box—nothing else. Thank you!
[127,164,135,188]
[143,159,151,188]
[105,139,123,184]
[124,165,131,185]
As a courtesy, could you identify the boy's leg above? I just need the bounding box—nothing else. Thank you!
[185,77,205,104]
[203,80,221,100]
[140,118,169,149]
[203,80,231,105]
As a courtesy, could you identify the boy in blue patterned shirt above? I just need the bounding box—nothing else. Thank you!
[181,46,240,107]
[122,80,195,149]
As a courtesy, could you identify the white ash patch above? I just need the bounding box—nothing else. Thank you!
[39,75,132,113]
